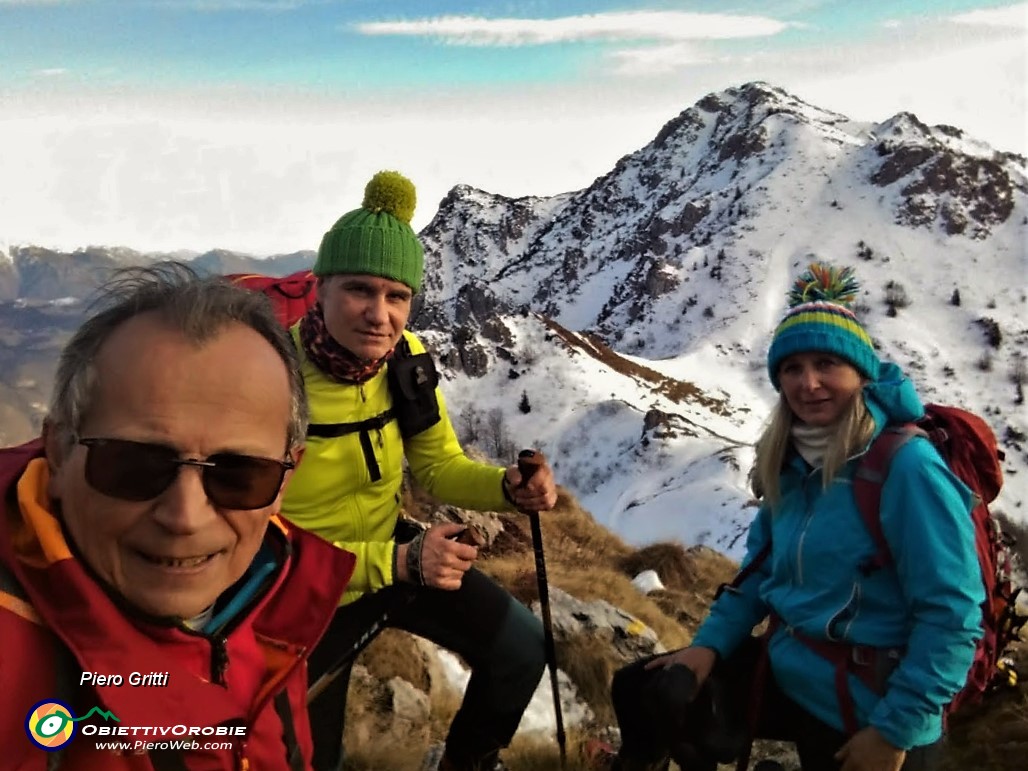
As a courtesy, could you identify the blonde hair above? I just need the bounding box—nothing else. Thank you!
[750,392,876,507]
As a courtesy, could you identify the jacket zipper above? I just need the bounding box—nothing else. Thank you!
[211,635,229,685]
[792,442,874,590]
[794,466,819,586]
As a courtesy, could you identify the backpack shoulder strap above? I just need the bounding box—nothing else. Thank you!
[852,425,925,573]
[714,542,771,600]
[393,335,413,359]
[386,334,441,439]
[272,691,305,771]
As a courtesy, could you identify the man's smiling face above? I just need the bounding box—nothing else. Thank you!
[46,312,294,619]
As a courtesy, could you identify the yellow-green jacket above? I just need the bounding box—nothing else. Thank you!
[283,328,509,605]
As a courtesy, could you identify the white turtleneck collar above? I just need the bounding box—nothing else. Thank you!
[790,422,834,469]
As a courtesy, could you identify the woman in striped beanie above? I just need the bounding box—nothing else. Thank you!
[601,264,982,771]
[756,263,881,502]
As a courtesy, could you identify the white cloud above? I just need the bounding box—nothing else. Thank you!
[356,11,790,47]
[608,43,712,76]
[785,33,1026,154]
[949,3,1028,28]
[34,68,68,76]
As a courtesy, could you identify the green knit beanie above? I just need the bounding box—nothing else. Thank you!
[314,170,424,292]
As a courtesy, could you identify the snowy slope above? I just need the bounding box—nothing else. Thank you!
[416,82,1028,558]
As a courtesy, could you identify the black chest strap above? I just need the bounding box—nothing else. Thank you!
[306,409,394,439]
[306,410,394,482]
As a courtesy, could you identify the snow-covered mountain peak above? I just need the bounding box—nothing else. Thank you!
[414,81,1027,554]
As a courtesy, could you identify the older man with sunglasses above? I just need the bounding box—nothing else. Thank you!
[0,264,355,770]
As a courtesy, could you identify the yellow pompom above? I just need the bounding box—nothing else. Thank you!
[362,170,417,224]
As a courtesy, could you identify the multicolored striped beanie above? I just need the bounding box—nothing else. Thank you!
[767,263,879,390]
[314,170,424,292]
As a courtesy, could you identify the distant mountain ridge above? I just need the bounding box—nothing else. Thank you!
[0,245,315,302]
[1,81,1025,553]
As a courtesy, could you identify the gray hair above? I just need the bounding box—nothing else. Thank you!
[47,261,308,451]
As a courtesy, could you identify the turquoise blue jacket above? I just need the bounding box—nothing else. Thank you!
[693,362,983,750]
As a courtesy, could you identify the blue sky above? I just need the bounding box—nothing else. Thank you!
[3,1,1022,94]
[0,1,1025,253]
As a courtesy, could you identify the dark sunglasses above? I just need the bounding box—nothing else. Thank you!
[76,437,295,510]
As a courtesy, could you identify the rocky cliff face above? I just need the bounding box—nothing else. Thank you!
[868,112,1021,237]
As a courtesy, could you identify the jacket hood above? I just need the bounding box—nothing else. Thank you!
[862,361,925,434]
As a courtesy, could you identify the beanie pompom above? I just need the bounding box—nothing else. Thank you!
[768,262,879,389]
[787,263,859,308]
[362,170,417,224]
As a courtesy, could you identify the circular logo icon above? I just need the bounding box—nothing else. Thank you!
[25,700,76,751]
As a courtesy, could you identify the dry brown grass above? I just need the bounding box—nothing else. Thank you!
[540,317,729,414]
[939,641,1028,771]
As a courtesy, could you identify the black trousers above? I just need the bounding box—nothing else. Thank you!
[306,567,546,771]
[611,638,942,771]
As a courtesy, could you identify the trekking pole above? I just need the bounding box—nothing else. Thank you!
[517,449,567,769]
[306,526,482,705]
[306,606,395,705]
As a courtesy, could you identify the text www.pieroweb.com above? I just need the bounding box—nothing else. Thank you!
[94,739,235,752]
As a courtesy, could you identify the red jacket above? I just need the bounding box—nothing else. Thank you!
[0,440,355,770]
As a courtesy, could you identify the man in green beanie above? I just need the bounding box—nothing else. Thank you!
[282,170,558,771]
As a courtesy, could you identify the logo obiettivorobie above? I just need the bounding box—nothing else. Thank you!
[25,700,119,751]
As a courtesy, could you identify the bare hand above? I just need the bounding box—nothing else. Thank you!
[504,454,558,512]
[644,646,718,688]
[416,523,478,591]
[835,726,905,771]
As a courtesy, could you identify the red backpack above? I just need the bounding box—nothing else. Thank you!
[227,269,318,328]
[853,404,1025,716]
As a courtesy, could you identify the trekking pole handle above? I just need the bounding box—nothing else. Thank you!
[449,526,486,548]
[516,449,546,491]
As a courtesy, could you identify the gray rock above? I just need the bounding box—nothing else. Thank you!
[532,585,665,662]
